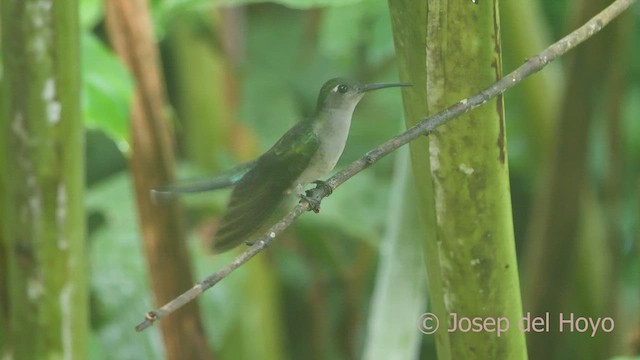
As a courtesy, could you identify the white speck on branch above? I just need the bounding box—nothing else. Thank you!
[135,0,636,332]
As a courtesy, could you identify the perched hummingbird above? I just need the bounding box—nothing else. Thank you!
[154,78,410,252]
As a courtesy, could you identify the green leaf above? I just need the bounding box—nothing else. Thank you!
[80,0,103,29]
[86,172,162,360]
[82,33,134,153]
[152,0,365,40]
[248,0,362,7]
[160,0,365,12]
[362,147,427,360]
[319,0,393,65]
[299,169,390,245]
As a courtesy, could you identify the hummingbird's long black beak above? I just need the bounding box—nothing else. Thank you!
[359,82,412,93]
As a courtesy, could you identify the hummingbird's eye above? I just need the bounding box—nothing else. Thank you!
[337,84,348,94]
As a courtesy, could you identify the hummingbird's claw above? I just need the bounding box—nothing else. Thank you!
[300,180,333,213]
[312,180,333,196]
[300,193,321,213]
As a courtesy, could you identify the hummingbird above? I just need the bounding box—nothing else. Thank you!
[153,78,410,252]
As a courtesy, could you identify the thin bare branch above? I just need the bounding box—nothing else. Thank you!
[135,0,636,332]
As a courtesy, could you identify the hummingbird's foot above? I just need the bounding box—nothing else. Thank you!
[311,180,333,196]
[244,239,255,247]
[300,193,322,213]
[300,180,332,213]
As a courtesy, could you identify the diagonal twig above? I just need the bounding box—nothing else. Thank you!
[135,0,636,332]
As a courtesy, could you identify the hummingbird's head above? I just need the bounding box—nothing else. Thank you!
[316,77,411,113]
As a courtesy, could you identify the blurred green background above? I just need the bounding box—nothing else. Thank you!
[2,0,639,359]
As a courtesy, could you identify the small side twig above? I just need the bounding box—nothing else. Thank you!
[135,0,636,332]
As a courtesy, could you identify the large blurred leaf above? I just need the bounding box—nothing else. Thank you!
[157,0,365,14]
[152,0,367,40]
[80,0,103,29]
[298,169,390,245]
[238,71,301,150]
[318,0,394,65]
[194,247,288,360]
[86,172,162,360]
[362,146,427,360]
[231,0,362,6]
[82,33,134,153]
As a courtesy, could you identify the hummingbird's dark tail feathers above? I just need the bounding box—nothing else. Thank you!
[150,161,255,203]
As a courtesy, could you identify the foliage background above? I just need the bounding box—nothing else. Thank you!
[2,0,639,359]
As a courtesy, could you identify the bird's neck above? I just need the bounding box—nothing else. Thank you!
[312,105,358,139]
[310,106,356,171]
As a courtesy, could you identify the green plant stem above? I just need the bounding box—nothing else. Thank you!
[423,0,527,357]
[1,0,87,358]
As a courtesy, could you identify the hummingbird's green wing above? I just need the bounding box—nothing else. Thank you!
[213,121,320,252]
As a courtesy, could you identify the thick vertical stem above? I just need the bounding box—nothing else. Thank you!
[104,1,213,359]
[387,0,448,358]
[168,13,233,171]
[425,1,527,358]
[1,0,87,358]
